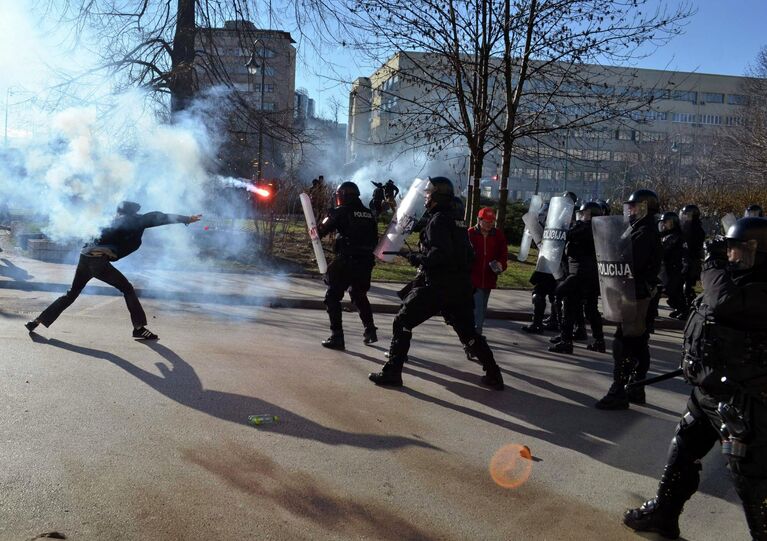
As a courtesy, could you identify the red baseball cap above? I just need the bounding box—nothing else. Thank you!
[478,207,496,221]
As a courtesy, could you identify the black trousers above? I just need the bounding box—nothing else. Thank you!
[387,280,499,372]
[683,258,702,304]
[556,273,603,342]
[37,254,147,328]
[323,255,375,334]
[656,388,767,539]
[612,297,653,386]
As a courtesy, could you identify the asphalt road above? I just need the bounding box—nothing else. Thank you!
[0,262,749,540]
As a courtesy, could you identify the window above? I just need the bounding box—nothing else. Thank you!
[262,84,274,93]
[253,66,276,76]
[672,90,697,103]
[650,88,671,100]
[617,129,634,140]
[613,151,639,163]
[581,149,610,161]
[583,171,609,182]
[700,114,721,125]
[260,102,275,111]
[727,94,749,106]
[726,116,745,126]
[672,112,696,123]
[701,92,724,104]
[639,131,666,142]
[644,110,668,121]
[681,155,694,166]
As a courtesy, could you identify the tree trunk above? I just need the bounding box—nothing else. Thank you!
[170,0,196,113]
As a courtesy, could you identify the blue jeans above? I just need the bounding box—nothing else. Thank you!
[473,288,492,334]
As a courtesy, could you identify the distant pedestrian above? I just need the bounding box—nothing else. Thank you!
[25,201,201,339]
[468,207,508,334]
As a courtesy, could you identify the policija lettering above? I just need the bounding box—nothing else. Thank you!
[598,262,634,278]
[542,228,567,241]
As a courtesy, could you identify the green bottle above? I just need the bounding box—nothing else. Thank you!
[248,414,279,426]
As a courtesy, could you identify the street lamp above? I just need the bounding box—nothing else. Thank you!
[246,39,266,181]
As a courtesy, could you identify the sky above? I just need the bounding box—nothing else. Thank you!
[1,0,766,133]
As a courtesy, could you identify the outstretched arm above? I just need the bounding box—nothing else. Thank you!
[140,212,202,228]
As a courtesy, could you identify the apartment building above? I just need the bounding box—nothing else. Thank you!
[347,52,751,201]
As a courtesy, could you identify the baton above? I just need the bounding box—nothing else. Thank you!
[625,369,684,391]
[382,250,409,255]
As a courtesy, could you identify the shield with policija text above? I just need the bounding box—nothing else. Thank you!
[517,194,544,262]
[535,196,574,278]
[592,215,636,323]
[374,177,430,262]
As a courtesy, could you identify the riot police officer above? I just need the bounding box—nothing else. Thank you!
[656,211,688,319]
[745,204,764,218]
[595,189,663,409]
[549,201,605,354]
[680,204,706,307]
[368,177,505,390]
[624,217,767,540]
[317,181,379,350]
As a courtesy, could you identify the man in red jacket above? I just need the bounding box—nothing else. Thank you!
[469,207,508,334]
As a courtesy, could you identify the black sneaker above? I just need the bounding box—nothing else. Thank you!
[369,369,403,387]
[521,323,545,334]
[548,341,573,354]
[25,321,39,333]
[363,327,378,345]
[623,499,680,539]
[586,339,606,353]
[321,334,345,350]
[133,327,159,340]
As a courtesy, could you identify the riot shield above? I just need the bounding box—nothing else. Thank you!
[374,177,430,262]
[535,196,574,278]
[721,212,737,235]
[517,195,544,262]
[299,193,328,274]
[592,215,636,323]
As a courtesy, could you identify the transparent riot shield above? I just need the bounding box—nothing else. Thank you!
[535,196,574,278]
[517,194,544,262]
[721,213,737,235]
[299,193,328,274]
[374,177,430,262]
[592,215,637,323]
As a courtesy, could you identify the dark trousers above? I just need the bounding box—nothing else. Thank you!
[683,259,702,305]
[611,297,652,386]
[323,255,375,334]
[387,281,499,373]
[37,254,147,328]
[556,274,603,342]
[655,389,767,539]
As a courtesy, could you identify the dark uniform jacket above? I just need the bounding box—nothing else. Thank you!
[630,215,663,299]
[412,203,474,290]
[683,260,767,397]
[82,212,192,261]
[319,199,378,260]
[682,219,706,260]
[659,229,686,284]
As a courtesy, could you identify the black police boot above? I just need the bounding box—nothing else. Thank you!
[542,315,559,331]
[369,360,403,387]
[586,339,606,353]
[25,320,39,333]
[521,323,545,334]
[464,344,479,362]
[626,376,647,405]
[548,340,573,354]
[363,326,378,345]
[549,334,563,344]
[480,366,505,391]
[573,325,588,341]
[623,498,681,539]
[321,333,345,350]
[595,382,630,410]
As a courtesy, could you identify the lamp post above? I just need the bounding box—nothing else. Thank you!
[246,39,266,181]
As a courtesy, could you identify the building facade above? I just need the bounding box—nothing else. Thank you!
[347,52,751,201]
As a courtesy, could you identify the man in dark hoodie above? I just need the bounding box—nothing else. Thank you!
[624,217,767,540]
[368,177,505,391]
[595,189,663,409]
[25,201,201,339]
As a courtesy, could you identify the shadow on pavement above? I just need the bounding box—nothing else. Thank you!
[29,334,439,453]
[0,258,32,281]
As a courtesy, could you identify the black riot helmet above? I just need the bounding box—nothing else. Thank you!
[658,211,681,233]
[335,181,361,206]
[595,199,611,216]
[624,189,660,223]
[425,176,455,209]
[576,201,603,222]
[745,204,764,218]
[562,191,578,204]
[725,217,767,269]
[680,204,701,221]
[117,201,141,215]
